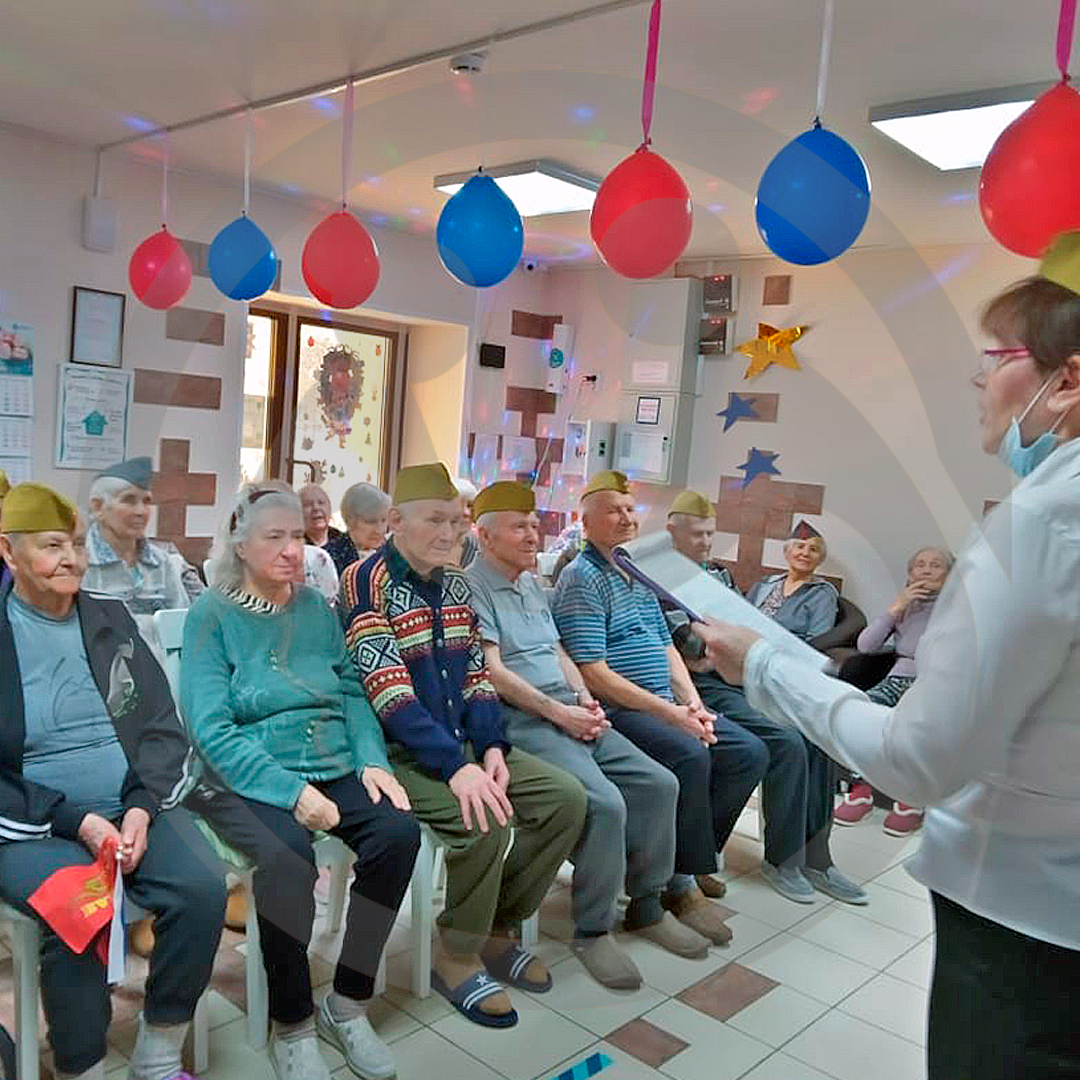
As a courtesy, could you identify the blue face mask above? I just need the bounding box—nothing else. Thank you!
[996,377,1065,478]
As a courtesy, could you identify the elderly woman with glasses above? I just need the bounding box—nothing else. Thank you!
[181,484,420,1080]
[694,231,1080,1080]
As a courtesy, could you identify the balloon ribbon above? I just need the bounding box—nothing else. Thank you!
[640,0,662,147]
[1058,0,1077,81]
[342,78,355,209]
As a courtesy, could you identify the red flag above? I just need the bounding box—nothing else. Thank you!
[28,840,118,956]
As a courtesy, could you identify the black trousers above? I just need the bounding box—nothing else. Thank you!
[192,775,420,1024]
[929,892,1080,1079]
[0,808,226,1074]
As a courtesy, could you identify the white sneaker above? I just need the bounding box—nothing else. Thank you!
[270,1030,332,1080]
[316,997,396,1080]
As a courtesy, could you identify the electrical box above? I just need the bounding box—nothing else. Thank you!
[544,323,574,395]
[613,392,694,486]
[617,278,702,486]
[562,418,614,480]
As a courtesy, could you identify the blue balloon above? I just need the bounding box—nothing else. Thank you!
[208,215,278,300]
[755,125,871,266]
[437,174,524,288]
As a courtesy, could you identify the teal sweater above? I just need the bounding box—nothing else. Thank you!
[180,585,388,810]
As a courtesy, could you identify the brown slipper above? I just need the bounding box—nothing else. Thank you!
[696,874,727,899]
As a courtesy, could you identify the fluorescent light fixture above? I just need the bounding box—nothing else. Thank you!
[869,83,1049,170]
[434,159,600,217]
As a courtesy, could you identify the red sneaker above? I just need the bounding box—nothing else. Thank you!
[883,803,924,836]
[834,782,874,825]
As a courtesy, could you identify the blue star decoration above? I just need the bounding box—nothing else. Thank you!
[717,393,760,432]
[737,447,781,487]
[82,410,107,436]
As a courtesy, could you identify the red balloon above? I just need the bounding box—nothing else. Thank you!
[302,211,380,309]
[979,82,1080,257]
[128,228,192,310]
[590,147,693,279]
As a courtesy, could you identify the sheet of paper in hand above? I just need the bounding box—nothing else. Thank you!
[614,531,828,671]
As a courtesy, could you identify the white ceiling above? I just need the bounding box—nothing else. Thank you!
[0,0,1059,261]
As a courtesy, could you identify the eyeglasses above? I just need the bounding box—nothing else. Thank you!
[977,347,1031,378]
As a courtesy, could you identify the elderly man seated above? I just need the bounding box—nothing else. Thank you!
[340,463,586,1030]
[0,484,225,1080]
[666,497,866,906]
[83,457,203,633]
[466,481,692,989]
[552,471,768,947]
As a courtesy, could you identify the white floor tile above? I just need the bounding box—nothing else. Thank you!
[204,988,244,1029]
[720,873,827,931]
[794,907,920,970]
[884,938,936,991]
[388,1027,506,1080]
[725,984,829,1048]
[825,839,897,884]
[853,883,934,939]
[381,977,454,1026]
[737,934,876,1006]
[871,863,929,901]
[721,913,785,963]
[785,1009,927,1080]
[204,1018,275,1080]
[641,1000,772,1080]
[551,1041,673,1080]
[430,989,594,1080]
[839,971,929,1046]
[738,1051,839,1080]
[540,954,667,1036]
[613,931,723,997]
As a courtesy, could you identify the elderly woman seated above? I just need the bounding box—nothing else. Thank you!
[834,546,954,836]
[181,484,420,1080]
[0,484,225,1080]
[83,457,203,634]
[689,520,867,906]
[325,482,391,575]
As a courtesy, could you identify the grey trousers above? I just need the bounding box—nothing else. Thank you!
[502,705,678,936]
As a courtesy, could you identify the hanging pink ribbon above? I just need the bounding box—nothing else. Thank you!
[639,0,662,147]
[1058,0,1077,81]
[341,78,355,209]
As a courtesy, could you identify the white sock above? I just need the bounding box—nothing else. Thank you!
[273,1016,316,1042]
[129,1017,188,1080]
[57,1062,105,1080]
[325,991,365,1022]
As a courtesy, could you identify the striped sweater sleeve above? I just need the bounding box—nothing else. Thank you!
[341,559,468,781]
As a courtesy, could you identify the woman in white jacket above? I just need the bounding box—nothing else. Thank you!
[695,231,1080,1080]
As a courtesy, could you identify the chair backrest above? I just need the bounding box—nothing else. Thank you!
[152,608,188,700]
[203,558,214,585]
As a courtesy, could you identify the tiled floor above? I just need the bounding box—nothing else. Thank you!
[0,805,933,1080]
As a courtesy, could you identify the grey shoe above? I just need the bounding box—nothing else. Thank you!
[805,866,869,906]
[269,1030,332,1080]
[317,997,396,1080]
[572,933,642,990]
[629,911,709,959]
[761,862,816,904]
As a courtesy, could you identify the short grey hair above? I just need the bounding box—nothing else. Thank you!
[668,512,713,529]
[783,534,828,560]
[907,546,955,574]
[209,483,303,591]
[340,483,390,526]
[88,475,140,513]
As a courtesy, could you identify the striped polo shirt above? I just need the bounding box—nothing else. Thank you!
[551,541,674,701]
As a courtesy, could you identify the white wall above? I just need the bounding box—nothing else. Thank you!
[460,243,1035,616]
[0,124,474,537]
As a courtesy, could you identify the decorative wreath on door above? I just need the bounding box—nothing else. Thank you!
[317,345,365,447]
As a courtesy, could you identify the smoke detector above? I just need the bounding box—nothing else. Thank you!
[450,51,486,75]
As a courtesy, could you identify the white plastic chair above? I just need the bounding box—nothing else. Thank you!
[0,899,209,1080]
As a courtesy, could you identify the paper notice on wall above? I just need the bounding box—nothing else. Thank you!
[630,359,670,385]
[0,416,32,455]
[0,456,31,486]
[55,364,131,471]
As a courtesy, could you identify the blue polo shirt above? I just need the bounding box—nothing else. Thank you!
[551,542,674,701]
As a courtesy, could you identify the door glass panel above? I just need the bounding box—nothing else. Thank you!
[292,321,392,517]
[240,313,275,485]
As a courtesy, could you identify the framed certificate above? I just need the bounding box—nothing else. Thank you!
[70,286,125,368]
[635,395,662,425]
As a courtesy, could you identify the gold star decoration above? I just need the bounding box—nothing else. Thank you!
[736,323,808,379]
